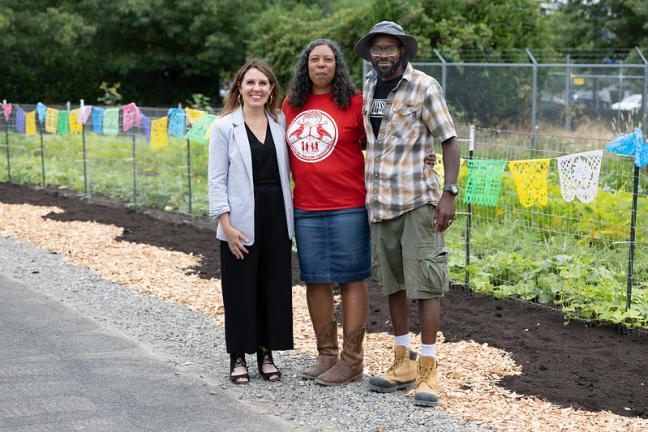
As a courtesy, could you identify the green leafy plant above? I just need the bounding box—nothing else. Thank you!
[98,82,122,106]
[185,94,213,113]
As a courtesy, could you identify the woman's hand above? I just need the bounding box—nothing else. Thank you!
[224,225,249,259]
[219,214,249,259]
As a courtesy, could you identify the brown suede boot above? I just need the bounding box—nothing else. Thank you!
[301,321,339,380]
[315,327,365,386]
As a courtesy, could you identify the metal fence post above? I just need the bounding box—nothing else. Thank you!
[626,48,648,310]
[80,101,89,197]
[3,105,10,183]
[618,61,624,127]
[526,49,538,150]
[464,124,475,290]
[626,164,640,311]
[39,117,46,188]
[177,103,192,217]
[132,131,137,207]
[186,138,193,216]
[434,49,447,97]
[565,54,572,132]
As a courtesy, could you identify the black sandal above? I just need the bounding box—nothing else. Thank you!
[229,353,250,385]
[257,347,282,382]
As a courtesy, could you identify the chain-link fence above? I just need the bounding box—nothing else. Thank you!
[364,48,648,139]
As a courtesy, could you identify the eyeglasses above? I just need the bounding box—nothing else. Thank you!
[369,46,400,57]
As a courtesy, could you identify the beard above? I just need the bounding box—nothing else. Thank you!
[371,57,405,79]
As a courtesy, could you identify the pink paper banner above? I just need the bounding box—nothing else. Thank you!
[121,103,141,132]
[1,102,12,122]
[78,105,93,124]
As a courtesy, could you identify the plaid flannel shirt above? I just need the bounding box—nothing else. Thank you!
[363,63,456,222]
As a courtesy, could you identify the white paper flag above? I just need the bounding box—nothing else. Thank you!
[556,150,602,204]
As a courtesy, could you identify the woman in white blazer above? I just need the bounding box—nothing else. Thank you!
[208,59,294,385]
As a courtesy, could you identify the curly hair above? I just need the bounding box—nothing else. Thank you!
[221,58,280,121]
[286,39,357,110]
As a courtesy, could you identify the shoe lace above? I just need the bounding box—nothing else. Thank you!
[386,354,406,374]
[416,365,434,386]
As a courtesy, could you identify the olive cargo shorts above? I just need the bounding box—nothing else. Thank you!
[370,205,449,299]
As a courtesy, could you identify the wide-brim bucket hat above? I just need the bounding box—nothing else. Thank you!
[354,21,418,62]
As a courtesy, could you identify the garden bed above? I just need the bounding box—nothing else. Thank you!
[1,182,647,430]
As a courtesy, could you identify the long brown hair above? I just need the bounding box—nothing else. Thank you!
[221,59,280,121]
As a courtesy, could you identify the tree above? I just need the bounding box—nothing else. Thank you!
[0,0,261,105]
[0,1,97,103]
[549,0,648,52]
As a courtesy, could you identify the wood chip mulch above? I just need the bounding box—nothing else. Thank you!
[1,201,646,432]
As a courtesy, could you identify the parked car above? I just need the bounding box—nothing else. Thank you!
[611,94,642,111]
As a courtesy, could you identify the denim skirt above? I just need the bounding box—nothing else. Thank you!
[294,206,371,284]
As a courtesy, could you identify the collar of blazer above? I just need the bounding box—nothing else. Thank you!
[230,106,286,183]
[231,105,281,127]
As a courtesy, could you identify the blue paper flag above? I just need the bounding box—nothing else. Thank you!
[638,141,648,168]
[167,108,186,137]
[91,107,105,134]
[606,128,648,168]
[140,114,151,143]
[36,102,47,124]
[15,107,26,133]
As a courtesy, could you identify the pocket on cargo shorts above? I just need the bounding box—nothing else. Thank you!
[414,245,449,298]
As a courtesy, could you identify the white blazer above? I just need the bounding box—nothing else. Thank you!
[208,106,294,246]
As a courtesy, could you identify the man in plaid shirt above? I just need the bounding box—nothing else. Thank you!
[355,21,460,407]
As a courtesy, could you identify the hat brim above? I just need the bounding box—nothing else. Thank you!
[354,33,418,62]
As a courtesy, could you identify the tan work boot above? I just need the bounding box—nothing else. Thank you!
[413,355,440,407]
[315,327,364,385]
[368,345,417,393]
[301,321,339,380]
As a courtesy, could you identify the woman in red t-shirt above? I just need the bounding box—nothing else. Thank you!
[282,39,369,386]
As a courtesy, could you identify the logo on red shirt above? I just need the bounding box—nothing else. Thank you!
[286,109,338,163]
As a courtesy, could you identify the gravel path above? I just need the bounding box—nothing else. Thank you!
[0,235,487,432]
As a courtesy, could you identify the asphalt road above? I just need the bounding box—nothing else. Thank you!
[0,273,293,432]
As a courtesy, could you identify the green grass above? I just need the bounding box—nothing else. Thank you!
[1,128,647,328]
[1,131,209,215]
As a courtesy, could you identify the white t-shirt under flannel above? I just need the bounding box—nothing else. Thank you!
[363,63,457,222]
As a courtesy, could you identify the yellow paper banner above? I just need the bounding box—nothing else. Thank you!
[508,159,551,208]
[185,108,205,126]
[430,153,465,186]
[150,116,168,148]
[45,108,59,134]
[69,109,82,134]
[25,111,36,136]
[204,122,215,140]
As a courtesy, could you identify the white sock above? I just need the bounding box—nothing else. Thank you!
[420,343,436,358]
[394,333,411,349]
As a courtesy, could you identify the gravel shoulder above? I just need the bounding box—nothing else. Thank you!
[0,235,486,432]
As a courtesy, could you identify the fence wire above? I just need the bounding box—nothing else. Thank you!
[1,99,646,329]
[448,124,646,329]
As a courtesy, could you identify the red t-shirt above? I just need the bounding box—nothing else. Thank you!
[282,93,366,211]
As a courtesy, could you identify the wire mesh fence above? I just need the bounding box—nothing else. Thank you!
[1,62,646,329]
[445,124,646,330]
[0,104,210,218]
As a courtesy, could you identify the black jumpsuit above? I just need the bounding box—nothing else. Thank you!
[220,122,293,354]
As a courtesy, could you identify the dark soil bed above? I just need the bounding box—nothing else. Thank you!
[2,182,647,419]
